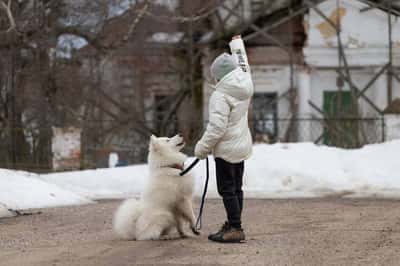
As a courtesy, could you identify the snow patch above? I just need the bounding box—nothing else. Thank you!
[2,140,400,213]
[41,165,148,200]
[148,32,184,44]
[56,34,88,59]
[108,0,136,18]
[0,203,15,218]
[0,169,92,210]
[244,141,400,198]
[41,140,400,199]
[153,0,178,12]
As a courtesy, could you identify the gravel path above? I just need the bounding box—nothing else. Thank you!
[1,198,400,266]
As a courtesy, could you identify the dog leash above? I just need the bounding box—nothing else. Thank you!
[179,158,200,177]
[180,157,210,235]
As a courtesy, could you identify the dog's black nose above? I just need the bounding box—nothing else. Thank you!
[178,133,183,137]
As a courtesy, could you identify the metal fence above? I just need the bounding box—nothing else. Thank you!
[251,117,386,148]
[0,117,386,172]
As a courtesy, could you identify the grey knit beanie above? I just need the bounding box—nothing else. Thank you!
[210,53,237,81]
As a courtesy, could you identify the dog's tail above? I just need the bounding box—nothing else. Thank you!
[113,198,142,240]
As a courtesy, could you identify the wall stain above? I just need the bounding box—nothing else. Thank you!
[348,36,365,48]
[316,7,347,40]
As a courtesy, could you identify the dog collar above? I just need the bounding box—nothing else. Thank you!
[168,163,184,170]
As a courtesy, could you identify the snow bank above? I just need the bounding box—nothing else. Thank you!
[41,140,400,199]
[245,140,400,198]
[0,203,15,219]
[41,160,215,199]
[2,140,400,214]
[41,165,149,200]
[0,169,92,210]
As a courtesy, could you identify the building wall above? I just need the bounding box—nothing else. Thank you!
[251,65,292,118]
[52,127,81,171]
[385,115,400,141]
[307,68,385,117]
[303,0,400,122]
[305,0,400,49]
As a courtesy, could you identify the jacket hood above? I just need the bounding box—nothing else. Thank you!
[210,53,238,82]
[214,68,254,101]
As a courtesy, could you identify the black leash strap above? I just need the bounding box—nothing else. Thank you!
[179,157,210,235]
[180,158,200,176]
[193,157,209,234]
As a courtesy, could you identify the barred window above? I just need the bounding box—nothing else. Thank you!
[252,92,278,141]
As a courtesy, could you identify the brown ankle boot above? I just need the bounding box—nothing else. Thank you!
[208,223,245,243]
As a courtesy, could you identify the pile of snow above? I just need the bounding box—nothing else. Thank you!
[0,169,92,212]
[40,160,209,199]
[2,140,400,216]
[41,165,149,200]
[245,140,400,198]
[41,140,400,199]
[0,203,15,219]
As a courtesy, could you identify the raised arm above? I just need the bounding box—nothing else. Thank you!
[229,35,251,74]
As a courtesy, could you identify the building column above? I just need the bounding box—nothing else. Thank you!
[374,67,388,112]
[297,67,312,142]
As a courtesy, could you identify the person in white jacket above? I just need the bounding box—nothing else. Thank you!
[194,35,254,243]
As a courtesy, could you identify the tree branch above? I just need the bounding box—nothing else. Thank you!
[0,0,17,33]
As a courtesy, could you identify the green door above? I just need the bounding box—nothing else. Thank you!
[323,91,359,147]
[323,91,352,117]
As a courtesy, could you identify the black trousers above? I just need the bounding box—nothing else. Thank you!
[215,157,244,229]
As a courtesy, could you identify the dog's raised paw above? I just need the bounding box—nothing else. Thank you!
[191,227,200,235]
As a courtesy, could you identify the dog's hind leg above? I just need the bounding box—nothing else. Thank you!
[136,227,162,241]
[160,226,177,240]
[136,212,175,241]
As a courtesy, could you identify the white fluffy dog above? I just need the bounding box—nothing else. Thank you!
[113,134,197,240]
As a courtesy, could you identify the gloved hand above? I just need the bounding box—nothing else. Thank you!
[194,142,208,159]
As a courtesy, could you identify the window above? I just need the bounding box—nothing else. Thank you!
[252,92,278,142]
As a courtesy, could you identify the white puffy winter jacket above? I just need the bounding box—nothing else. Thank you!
[195,38,254,163]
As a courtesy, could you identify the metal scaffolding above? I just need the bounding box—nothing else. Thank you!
[177,0,399,147]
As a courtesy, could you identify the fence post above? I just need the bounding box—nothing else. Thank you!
[381,116,386,143]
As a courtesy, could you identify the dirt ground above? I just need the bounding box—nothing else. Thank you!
[1,199,400,266]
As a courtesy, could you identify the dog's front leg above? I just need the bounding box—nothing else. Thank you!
[176,215,190,238]
[176,199,197,234]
